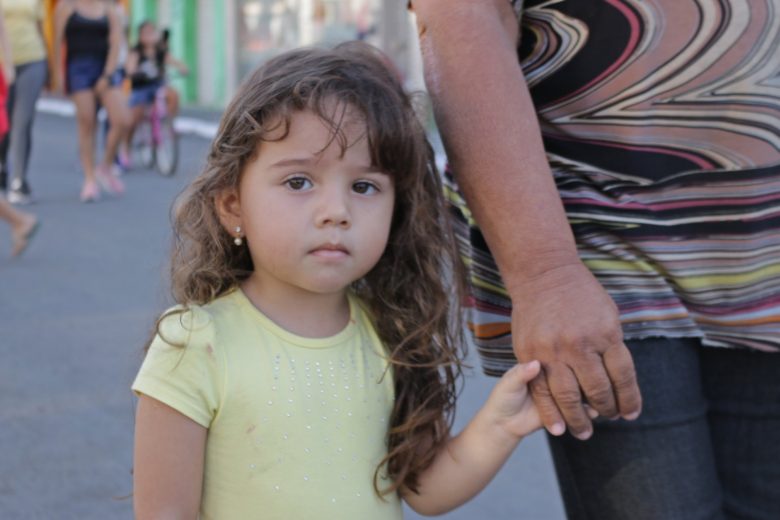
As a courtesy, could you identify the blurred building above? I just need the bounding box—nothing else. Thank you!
[127,0,419,107]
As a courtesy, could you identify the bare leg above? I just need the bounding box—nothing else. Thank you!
[124,104,146,152]
[0,196,37,257]
[99,86,131,168]
[71,90,98,183]
[165,87,180,118]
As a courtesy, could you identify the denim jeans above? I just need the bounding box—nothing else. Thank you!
[547,337,780,520]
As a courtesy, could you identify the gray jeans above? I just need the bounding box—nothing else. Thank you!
[0,59,47,188]
[547,337,780,520]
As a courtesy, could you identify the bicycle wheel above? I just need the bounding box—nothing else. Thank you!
[155,118,179,177]
[133,118,155,170]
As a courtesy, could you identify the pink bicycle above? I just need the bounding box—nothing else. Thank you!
[132,84,178,177]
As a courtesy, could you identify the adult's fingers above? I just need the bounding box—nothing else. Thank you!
[527,370,566,436]
[545,362,593,439]
[603,344,642,420]
[574,354,619,419]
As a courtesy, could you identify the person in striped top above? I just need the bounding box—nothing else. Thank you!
[414,0,780,518]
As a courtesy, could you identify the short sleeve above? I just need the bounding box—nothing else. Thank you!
[132,306,224,428]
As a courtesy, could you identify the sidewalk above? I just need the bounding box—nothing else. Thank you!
[36,96,221,140]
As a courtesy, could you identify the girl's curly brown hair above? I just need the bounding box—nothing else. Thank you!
[157,41,465,497]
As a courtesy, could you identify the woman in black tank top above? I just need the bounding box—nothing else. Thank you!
[53,0,131,203]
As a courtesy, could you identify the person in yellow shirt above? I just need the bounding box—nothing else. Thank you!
[132,42,560,519]
[0,3,38,255]
[0,0,47,205]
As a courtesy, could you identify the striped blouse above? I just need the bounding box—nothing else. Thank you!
[446,0,780,374]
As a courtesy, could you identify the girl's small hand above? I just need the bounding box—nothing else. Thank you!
[486,361,600,440]
[485,361,544,440]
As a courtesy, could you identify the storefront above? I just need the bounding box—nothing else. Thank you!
[234,0,379,80]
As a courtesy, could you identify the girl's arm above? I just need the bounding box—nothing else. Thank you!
[404,362,543,516]
[0,8,15,84]
[52,1,72,94]
[124,49,139,77]
[165,54,189,76]
[134,395,206,520]
[411,0,641,440]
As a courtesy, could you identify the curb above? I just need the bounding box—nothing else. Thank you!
[37,97,219,140]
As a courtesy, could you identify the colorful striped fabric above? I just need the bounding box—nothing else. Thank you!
[447,0,780,375]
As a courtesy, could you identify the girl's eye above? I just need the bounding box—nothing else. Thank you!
[353,181,378,195]
[285,177,312,191]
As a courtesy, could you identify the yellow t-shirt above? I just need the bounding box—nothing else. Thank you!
[132,289,402,520]
[3,0,45,66]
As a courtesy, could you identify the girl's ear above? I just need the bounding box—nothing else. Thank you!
[214,188,242,233]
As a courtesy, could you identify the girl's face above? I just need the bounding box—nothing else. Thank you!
[139,24,158,46]
[229,109,395,298]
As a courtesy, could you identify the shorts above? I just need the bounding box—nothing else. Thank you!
[66,56,123,94]
[129,83,162,108]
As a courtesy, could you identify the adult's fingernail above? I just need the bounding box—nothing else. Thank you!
[549,423,565,436]
[624,411,641,421]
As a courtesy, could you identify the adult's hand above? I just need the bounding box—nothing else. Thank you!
[511,261,642,439]
[94,75,110,95]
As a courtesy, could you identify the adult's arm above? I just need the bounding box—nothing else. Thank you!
[94,5,121,93]
[412,0,642,439]
[52,1,72,94]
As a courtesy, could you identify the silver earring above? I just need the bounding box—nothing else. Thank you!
[233,226,243,246]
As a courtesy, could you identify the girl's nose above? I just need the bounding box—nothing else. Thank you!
[315,189,351,228]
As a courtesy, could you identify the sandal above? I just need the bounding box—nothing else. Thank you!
[80,181,101,203]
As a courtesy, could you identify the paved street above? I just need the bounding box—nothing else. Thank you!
[0,109,566,520]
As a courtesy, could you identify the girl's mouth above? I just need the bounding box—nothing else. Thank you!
[310,243,350,257]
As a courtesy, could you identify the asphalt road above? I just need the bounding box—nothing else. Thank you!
[0,110,566,520]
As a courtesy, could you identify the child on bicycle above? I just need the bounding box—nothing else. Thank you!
[122,20,187,166]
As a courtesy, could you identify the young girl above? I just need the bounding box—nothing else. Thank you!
[122,20,188,165]
[132,42,544,519]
